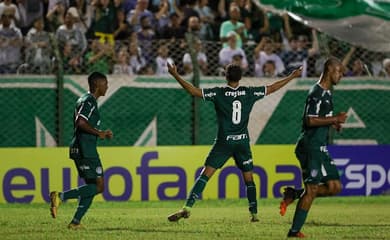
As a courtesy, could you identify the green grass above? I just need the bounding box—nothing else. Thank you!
[1,196,389,239]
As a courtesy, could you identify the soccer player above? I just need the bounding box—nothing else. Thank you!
[279,57,347,238]
[166,62,302,222]
[49,72,113,229]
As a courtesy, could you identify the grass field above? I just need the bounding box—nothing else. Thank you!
[1,196,389,240]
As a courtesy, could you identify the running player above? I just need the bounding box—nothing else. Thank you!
[279,57,347,238]
[49,71,113,229]
[167,62,302,222]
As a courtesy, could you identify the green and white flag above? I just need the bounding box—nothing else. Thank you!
[256,0,390,52]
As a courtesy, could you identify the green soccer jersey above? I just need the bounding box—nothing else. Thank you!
[202,85,266,143]
[70,92,101,159]
[298,83,334,147]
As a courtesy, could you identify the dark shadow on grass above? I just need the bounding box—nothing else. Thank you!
[305,221,389,228]
[96,227,204,234]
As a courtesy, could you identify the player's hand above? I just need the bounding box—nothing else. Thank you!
[332,122,342,132]
[290,66,303,78]
[336,112,347,123]
[167,61,177,75]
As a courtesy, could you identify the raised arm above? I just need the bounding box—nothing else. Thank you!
[167,62,203,98]
[266,67,302,95]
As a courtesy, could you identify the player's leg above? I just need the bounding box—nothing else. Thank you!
[167,165,217,222]
[241,171,259,222]
[68,177,104,229]
[314,154,342,197]
[287,149,322,238]
[234,143,259,222]
[168,143,230,222]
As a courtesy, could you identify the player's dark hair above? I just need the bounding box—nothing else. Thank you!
[88,71,106,91]
[225,64,242,82]
[324,57,341,73]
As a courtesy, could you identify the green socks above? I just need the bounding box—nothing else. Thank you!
[72,195,95,223]
[62,184,98,201]
[291,208,308,232]
[246,181,257,214]
[185,175,209,208]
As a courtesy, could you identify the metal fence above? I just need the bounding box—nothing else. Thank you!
[1,34,390,147]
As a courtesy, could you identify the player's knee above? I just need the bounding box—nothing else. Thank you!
[96,183,104,193]
[328,181,342,195]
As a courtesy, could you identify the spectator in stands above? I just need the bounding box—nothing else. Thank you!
[246,1,269,43]
[0,10,23,74]
[379,58,390,78]
[113,8,132,40]
[17,0,45,35]
[159,12,186,39]
[153,0,170,33]
[182,38,208,76]
[136,15,156,66]
[219,32,248,73]
[88,0,120,45]
[342,46,370,77]
[127,0,155,32]
[219,4,247,48]
[85,38,113,74]
[113,47,133,75]
[254,37,285,77]
[62,42,81,74]
[128,34,147,74]
[180,0,199,29]
[262,60,278,78]
[25,17,52,74]
[56,8,87,70]
[68,0,92,34]
[280,29,319,77]
[0,0,20,28]
[46,0,66,32]
[194,0,216,41]
[155,44,174,76]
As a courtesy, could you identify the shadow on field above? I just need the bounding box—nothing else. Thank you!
[97,227,202,234]
[306,221,389,228]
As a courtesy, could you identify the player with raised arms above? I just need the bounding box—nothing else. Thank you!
[167,62,302,222]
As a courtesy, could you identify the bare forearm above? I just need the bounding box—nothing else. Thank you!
[306,116,339,127]
[266,75,294,95]
[171,72,202,97]
[77,118,101,136]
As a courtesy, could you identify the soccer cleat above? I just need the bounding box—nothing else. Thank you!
[50,191,61,218]
[250,213,259,222]
[68,223,83,230]
[167,208,191,222]
[287,230,305,238]
[279,187,297,216]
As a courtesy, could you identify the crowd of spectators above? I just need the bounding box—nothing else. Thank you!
[0,0,389,78]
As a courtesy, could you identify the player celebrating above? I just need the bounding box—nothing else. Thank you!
[49,72,113,229]
[167,62,302,222]
[279,57,347,238]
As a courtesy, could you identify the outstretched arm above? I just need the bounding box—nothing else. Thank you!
[266,67,302,95]
[167,62,203,98]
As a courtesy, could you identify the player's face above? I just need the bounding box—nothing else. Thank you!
[330,65,343,85]
[97,79,108,96]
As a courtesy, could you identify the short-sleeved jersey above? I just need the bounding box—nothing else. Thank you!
[202,85,267,143]
[70,92,100,159]
[297,83,334,147]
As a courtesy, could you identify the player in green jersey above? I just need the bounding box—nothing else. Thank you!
[49,72,113,229]
[166,62,302,222]
[279,57,347,238]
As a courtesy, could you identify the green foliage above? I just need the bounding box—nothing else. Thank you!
[1,197,389,239]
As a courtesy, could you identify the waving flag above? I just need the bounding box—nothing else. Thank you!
[256,0,390,52]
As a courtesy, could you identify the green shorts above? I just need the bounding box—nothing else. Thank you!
[205,141,253,172]
[295,144,340,184]
[74,157,103,179]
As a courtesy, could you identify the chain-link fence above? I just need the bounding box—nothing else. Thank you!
[1,34,390,147]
